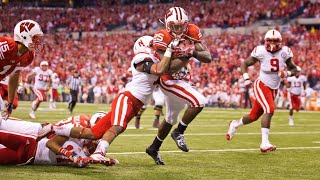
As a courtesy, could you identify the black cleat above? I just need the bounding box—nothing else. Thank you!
[171,130,189,152]
[146,147,165,165]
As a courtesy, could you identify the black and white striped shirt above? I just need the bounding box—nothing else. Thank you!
[67,76,81,91]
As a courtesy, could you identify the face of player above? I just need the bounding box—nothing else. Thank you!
[169,22,188,36]
[28,34,45,52]
[265,39,281,52]
[40,65,48,71]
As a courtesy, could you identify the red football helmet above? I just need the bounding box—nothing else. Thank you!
[264,29,282,53]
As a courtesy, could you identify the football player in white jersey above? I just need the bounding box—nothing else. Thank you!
[37,36,186,165]
[226,29,299,152]
[49,73,60,109]
[286,69,306,126]
[27,61,53,118]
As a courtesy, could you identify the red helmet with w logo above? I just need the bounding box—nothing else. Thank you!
[14,19,44,52]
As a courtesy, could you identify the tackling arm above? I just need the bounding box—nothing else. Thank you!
[46,135,69,155]
[8,72,20,105]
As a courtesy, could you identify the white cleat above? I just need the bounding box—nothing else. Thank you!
[289,121,294,126]
[89,152,119,166]
[226,120,237,141]
[260,143,277,153]
[29,112,36,119]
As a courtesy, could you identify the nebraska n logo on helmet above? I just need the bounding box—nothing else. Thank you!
[133,36,153,55]
[14,19,45,52]
[165,7,189,38]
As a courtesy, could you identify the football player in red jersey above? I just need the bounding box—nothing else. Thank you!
[0,19,44,121]
[146,7,212,165]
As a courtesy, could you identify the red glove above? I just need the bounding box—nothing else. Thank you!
[58,148,73,159]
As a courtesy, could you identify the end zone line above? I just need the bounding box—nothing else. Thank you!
[108,146,320,155]
[121,131,320,137]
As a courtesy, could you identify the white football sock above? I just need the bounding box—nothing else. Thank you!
[261,128,270,145]
[234,118,244,128]
[94,140,110,154]
[53,126,72,136]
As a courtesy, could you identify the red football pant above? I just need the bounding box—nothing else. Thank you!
[0,130,37,165]
[250,79,278,121]
[33,89,47,101]
[290,94,301,111]
[0,84,19,108]
[91,91,143,139]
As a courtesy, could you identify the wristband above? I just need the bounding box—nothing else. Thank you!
[243,73,249,80]
[164,48,172,58]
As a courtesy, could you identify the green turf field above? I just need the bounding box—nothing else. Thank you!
[1,101,319,180]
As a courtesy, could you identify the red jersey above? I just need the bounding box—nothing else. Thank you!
[153,24,202,51]
[153,24,202,81]
[0,37,35,80]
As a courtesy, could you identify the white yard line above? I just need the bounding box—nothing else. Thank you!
[120,131,320,137]
[108,146,320,155]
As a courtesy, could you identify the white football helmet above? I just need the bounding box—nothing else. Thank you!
[14,19,44,52]
[165,7,189,38]
[89,111,107,127]
[133,36,153,55]
[264,29,282,52]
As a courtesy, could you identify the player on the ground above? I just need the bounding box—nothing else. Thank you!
[226,29,299,152]
[146,6,212,165]
[27,60,53,119]
[0,113,112,167]
[38,35,185,164]
[0,19,44,121]
[49,73,60,109]
[135,86,165,129]
[286,68,306,126]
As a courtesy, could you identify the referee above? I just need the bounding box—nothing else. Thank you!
[67,70,81,114]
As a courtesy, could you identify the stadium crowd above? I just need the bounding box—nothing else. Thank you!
[0,0,319,108]
[0,0,318,32]
[10,23,318,109]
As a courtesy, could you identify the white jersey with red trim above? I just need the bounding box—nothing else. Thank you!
[287,75,306,95]
[33,139,87,165]
[0,117,42,135]
[251,45,293,89]
[51,76,60,89]
[32,67,53,90]
[125,53,160,104]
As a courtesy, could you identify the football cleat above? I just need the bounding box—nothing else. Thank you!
[146,147,165,165]
[29,111,36,119]
[171,130,189,152]
[226,120,237,141]
[89,152,119,166]
[260,143,277,153]
[37,123,53,140]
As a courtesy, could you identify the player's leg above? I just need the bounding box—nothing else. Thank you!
[135,105,146,129]
[146,91,185,165]
[0,130,37,165]
[152,88,165,128]
[289,94,294,126]
[69,90,78,114]
[160,80,207,152]
[254,80,277,152]
[30,89,44,119]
